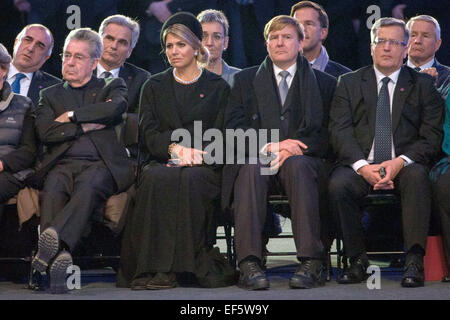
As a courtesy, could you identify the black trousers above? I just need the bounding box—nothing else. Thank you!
[329,163,432,259]
[39,159,116,251]
[233,155,324,264]
[432,168,450,266]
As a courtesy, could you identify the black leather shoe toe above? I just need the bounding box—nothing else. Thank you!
[238,260,270,290]
[289,259,325,289]
[337,256,369,284]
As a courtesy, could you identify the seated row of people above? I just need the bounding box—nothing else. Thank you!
[0,2,449,294]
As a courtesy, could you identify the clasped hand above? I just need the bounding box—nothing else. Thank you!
[357,157,405,190]
[167,144,206,167]
[268,139,308,171]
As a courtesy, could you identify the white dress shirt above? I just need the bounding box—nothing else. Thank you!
[406,58,435,71]
[7,63,34,96]
[352,66,414,173]
[96,63,120,79]
[273,62,297,89]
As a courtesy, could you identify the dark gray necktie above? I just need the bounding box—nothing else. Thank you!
[102,71,113,78]
[374,77,392,164]
[414,67,421,72]
[278,71,289,106]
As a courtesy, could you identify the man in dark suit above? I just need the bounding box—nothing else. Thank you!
[7,24,61,107]
[223,15,336,290]
[328,17,444,288]
[97,14,150,114]
[32,28,134,293]
[406,15,450,90]
[291,1,351,79]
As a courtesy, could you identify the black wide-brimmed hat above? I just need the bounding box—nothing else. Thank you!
[160,12,203,49]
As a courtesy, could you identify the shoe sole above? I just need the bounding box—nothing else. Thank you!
[289,277,325,289]
[49,251,73,294]
[238,279,270,290]
[146,283,177,290]
[32,227,59,273]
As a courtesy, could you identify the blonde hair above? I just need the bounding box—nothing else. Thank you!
[163,23,209,68]
[264,15,304,41]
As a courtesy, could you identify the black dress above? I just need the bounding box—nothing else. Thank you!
[117,68,230,287]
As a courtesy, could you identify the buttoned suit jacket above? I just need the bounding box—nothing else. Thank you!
[329,65,445,168]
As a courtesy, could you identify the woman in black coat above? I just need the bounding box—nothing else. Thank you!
[117,12,230,290]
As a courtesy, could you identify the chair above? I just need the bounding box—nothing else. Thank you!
[223,194,335,281]
[336,190,404,273]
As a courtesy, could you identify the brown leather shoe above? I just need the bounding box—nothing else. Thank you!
[131,275,153,290]
[146,272,178,290]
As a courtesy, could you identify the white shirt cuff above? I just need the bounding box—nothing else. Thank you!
[352,159,370,174]
[399,155,414,166]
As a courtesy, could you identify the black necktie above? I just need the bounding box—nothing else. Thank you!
[374,77,392,164]
[414,67,421,72]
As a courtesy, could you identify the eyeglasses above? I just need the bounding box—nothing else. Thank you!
[202,33,224,42]
[60,52,91,63]
[373,38,407,47]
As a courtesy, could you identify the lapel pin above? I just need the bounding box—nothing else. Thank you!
[400,88,405,92]
[92,93,96,96]
[200,93,204,98]
[39,85,43,89]
[128,76,132,80]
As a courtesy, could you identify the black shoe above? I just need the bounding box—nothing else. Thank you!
[289,259,325,289]
[238,259,270,290]
[49,250,73,294]
[32,227,60,273]
[337,255,369,284]
[401,253,424,288]
[442,275,450,282]
[146,272,178,290]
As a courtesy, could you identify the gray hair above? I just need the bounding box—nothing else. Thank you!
[64,28,103,59]
[197,9,229,37]
[16,24,54,56]
[406,15,441,40]
[99,14,140,48]
[371,17,409,45]
[0,43,12,65]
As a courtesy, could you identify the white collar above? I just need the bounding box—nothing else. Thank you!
[373,66,401,85]
[273,62,297,79]
[97,63,120,78]
[7,63,34,81]
[406,58,435,70]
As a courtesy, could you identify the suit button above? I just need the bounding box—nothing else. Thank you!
[280,116,285,121]
[61,132,65,136]
[252,114,258,120]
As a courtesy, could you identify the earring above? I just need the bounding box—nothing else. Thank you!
[194,51,198,56]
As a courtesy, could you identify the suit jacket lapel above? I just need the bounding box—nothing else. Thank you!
[392,67,413,133]
[361,67,378,144]
[253,57,281,130]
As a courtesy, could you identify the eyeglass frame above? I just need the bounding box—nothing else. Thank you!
[373,37,407,48]
[59,52,94,63]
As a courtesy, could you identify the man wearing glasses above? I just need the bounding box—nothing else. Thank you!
[328,17,444,288]
[32,28,134,293]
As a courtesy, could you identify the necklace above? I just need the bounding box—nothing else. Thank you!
[173,68,202,84]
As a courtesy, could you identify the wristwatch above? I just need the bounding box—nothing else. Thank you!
[67,111,76,123]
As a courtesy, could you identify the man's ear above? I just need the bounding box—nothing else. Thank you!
[320,27,328,42]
